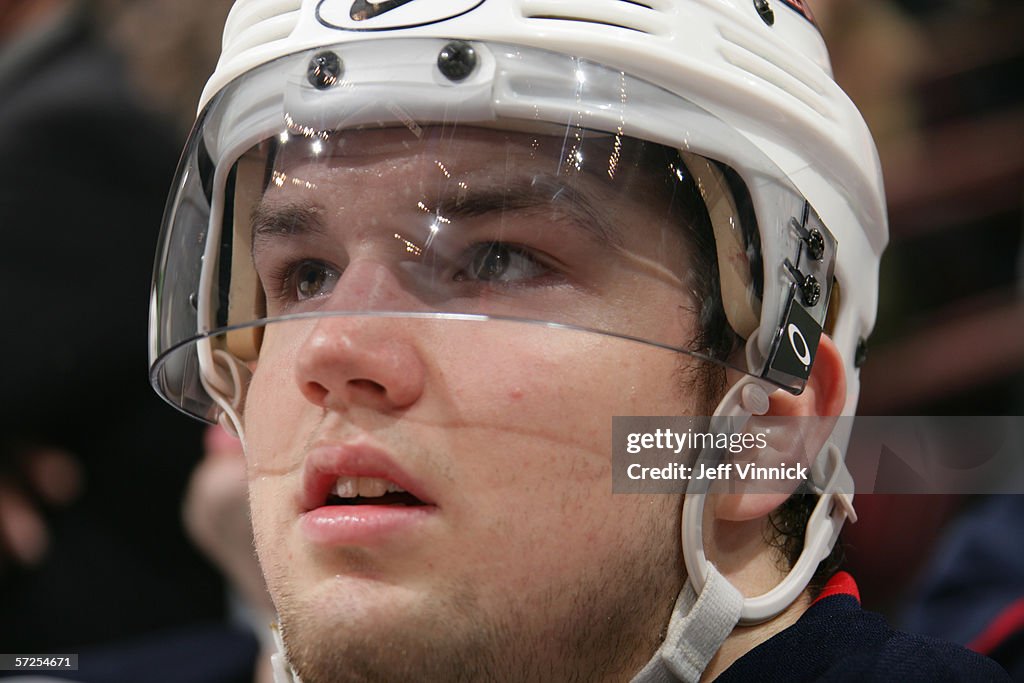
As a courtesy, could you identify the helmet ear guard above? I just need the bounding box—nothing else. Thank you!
[224,149,268,362]
[194,176,254,438]
[667,157,848,624]
[194,147,269,438]
[681,145,840,396]
[650,184,846,628]
[681,152,761,341]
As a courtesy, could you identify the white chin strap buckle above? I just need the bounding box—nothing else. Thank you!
[270,623,303,683]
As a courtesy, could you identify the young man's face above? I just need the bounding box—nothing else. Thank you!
[240,127,709,682]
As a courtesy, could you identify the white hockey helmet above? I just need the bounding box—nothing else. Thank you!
[149,0,886,644]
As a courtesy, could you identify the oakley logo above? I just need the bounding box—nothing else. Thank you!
[350,0,415,21]
[318,0,485,31]
[787,323,812,367]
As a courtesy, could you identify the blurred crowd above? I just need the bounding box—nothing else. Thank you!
[0,0,262,680]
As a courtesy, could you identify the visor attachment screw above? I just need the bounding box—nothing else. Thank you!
[805,229,826,261]
[437,41,477,82]
[754,0,775,25]
[855,337,869,368]
[785,259,821,307]
[799,275,821,306]
[789,216,826,261]
[307,51,343,90]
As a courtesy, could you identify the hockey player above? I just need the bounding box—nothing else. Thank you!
[149,1,1008,680]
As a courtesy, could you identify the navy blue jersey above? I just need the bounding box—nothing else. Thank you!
[903,495,1024,679]
[718,573,1010,682]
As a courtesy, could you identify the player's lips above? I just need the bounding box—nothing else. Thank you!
[298,442,437,545]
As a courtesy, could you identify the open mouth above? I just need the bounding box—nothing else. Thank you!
[324,476,428,507]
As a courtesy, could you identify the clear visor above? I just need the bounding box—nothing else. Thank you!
[150,39,836,422]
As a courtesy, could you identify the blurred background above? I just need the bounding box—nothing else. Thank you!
[813,0,1023,591]
[0,0,252,679]
[814,0,1024,675]
[0,0,1021,680]
[822,0,1024,419]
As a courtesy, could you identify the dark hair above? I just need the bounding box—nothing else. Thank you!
[768,488,846,596]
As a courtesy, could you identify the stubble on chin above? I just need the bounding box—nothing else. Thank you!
[270,517,683,683]
[277,575,500,683]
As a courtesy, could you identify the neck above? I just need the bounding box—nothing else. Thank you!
[696,513,815,680]
[700,589,811,681]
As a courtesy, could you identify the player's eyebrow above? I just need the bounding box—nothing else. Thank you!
[434,175,625,248]
[251,200,326,250]
[247,175,627,252]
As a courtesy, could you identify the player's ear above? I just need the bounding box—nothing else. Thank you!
[713,333,846,522]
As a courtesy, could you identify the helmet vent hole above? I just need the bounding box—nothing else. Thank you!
[753,0,775,26]
[520,0,668,36]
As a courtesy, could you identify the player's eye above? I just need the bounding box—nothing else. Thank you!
[454,242,548,283]
[291,260,339,300]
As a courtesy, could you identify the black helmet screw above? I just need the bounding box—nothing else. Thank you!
[799,274,821,307]
[785,260,822,307]
[437,41,478,82]
[307,51,343,90]
[805,229,826,261]
[789,216,826,261]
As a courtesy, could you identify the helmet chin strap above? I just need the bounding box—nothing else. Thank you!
[631,375,764,683]
[200,343,306,682]
[635,330,856,680]
[198,341,251,445]
[632,562,744,683]
[680,375,856,627]
[270,623,304,683]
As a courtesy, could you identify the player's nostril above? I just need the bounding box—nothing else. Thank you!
[349,379,386,395]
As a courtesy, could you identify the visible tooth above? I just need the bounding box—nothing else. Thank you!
[357,477,388,498]
[331,476,406,499]
[333,477,357,498]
